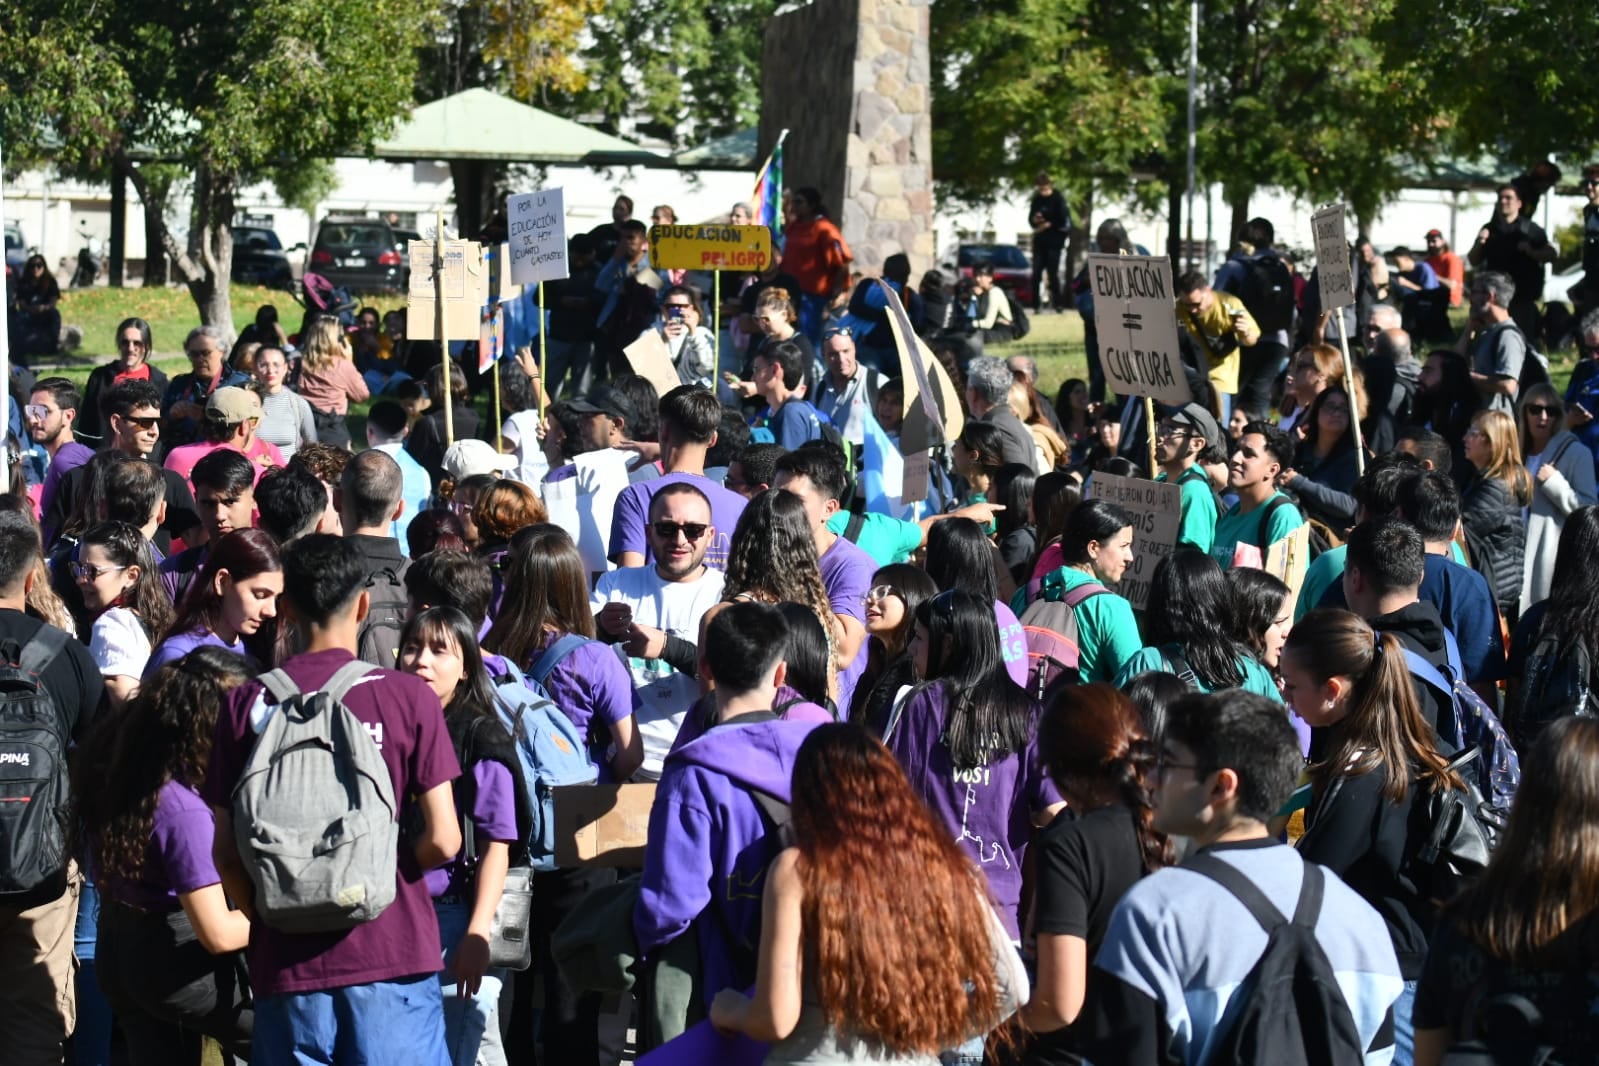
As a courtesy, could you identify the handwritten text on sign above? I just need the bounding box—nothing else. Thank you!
[1087,253,1190,405]
[506,189,569,286]
[1087,472,1181,611]
[1312,204,1354,311]
[649,225,773,271]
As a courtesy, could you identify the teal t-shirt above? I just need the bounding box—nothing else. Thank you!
[1012,566,1143,685]
[825,511,923,567]
[1211,491,1304,568]
[1114,644,1283,701]
[1157,466,1218,555]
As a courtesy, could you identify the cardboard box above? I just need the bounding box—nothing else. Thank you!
[554,783,657,868]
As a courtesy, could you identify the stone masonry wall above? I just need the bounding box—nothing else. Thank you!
[760,0,935,278]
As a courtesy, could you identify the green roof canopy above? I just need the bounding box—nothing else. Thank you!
[374,88,671,167]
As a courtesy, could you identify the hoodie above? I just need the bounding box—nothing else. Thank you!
[1369,600,1456,744]
[634,713,822,1005]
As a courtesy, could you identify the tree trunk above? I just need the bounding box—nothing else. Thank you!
[1226,189,1251,254]
[129,161,171,286]
[181,162,237,334]
[1166,179,1183,270]
[1065,182,1094,289]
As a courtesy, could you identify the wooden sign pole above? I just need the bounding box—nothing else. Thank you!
[435,210,454,447]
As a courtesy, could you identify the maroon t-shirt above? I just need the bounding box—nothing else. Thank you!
[201,648,461,997]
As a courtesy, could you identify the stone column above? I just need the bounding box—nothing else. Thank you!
[759,0,935,279]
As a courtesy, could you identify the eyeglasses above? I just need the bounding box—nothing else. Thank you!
[863,584,903,605]
[1153,749,1203,778]
[24,404,52,421]
[70,562,129,582]
[185,347,216,358]
[1526,404,1558,417]
[651,520,708,542]
[822,326,854,339]
[117,338,146,349]
[119,415,160,430]
[1155,423,1192,440]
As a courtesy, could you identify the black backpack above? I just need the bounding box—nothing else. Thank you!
[0,628,72,900]
[1516,627,1598,748]
[1009,298,1032,340]
[1184,853,1367,1066]
[1441,994,1558,1066]
[356,562,411,669]
[1237,254,1297,334]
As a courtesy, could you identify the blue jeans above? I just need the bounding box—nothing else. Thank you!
[436,901,507,1066]
[72,879,114,1066]
[254,974,450,1065]
[1392,978,1418,1066]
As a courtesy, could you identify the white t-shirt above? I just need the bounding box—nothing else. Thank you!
[590,565,727,779]
[500,409,550,488]
[89,606,152,681]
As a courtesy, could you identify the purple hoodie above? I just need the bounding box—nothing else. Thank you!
[667,686,833,756]
[634,712,822,1005]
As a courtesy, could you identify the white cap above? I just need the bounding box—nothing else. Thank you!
[441,439,516,481]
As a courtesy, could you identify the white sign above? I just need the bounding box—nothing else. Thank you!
[507,189,569,286]
[1087,253,1190,405]
[1312,204,1354,311]
[1087,472,1181,611]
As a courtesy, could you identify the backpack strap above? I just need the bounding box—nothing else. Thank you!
[1062,582,1110,609]
[321,660,378,704]
[1160,644,1200,689]
[843,511,866,544]
[257,668,302,705]
[1254,495,1290,548]
[16,625,69,677]
[528,634,590,687]
[1182,851,1290,932]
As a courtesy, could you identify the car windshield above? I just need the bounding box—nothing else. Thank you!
[318,224,390,251]
[959,244,1028,269]
[232,227,282,251]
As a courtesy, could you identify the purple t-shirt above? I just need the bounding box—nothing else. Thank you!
[145,627,244,678]
[882,681,1059,939]
[201,649,461,998]
[818,534,875,710]
[40,441,94,532]
[426,759,518,898]
[104,781,221,913]
[994,600,1028,688]
[607,472,748,571]
[530,632,639,781]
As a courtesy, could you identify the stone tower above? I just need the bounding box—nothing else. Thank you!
[758,0,935,279]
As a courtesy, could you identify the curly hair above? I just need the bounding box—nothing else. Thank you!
[74,647,254,891]
[722,489,838,653]
[791,723,1007,1054]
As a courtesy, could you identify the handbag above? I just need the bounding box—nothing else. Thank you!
[460,813,535,972]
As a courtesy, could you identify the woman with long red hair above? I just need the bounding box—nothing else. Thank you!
[709,722,1028,1061]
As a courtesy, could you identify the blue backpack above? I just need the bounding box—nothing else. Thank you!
[1397,629,1520,817]
[489,640,599,871]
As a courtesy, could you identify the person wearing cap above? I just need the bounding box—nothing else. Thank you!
[568,386,659,483]
[441,438,516,483]
[162,385,284,488]
[368,399,433,545]
[1154,403,1224,555]
[1423,230,1464,308]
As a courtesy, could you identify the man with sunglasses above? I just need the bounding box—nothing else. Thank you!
[592,483,725,779]
[27,379,93,529]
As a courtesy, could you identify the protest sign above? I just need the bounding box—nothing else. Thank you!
[1264,523,1311,606]
[407,239,486,340]
[649,224,773,272]
[507,189,569,286]
[1087,253,1190,405]
[623,330,682,399]
[1312,204,1354,311]
[1087,472,1181,610]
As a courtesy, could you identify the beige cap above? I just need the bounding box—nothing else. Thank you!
[205,386,263,424]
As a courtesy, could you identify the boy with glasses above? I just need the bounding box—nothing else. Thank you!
[1153,402,1224,555]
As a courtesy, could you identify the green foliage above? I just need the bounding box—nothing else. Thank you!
[265,158,339,218]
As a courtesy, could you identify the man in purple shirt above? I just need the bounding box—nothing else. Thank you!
[772,444,875,709]
[28,378,94,535]
[203,534,461,1063]
[610,385,747,571]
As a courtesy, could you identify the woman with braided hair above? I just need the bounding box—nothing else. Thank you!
[714,488,841,668]
[1020,683,1172,1063]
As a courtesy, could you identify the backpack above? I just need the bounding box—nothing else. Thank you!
[1440,993,1559,1066]
[1236,254,1296,334]
[1008,298,1031,341]
[841,511,867,546]
[356,562,411,669]
[0,628,72,899]
[1018,571,1110,700]
[1406,745,1499,903]
[1505,322,1551,394]
[231,662,398,933]
[1183,853,1367,1066]
[1516,626,1599,748]
[527,633,614,764]
[1399,631,1520,816]
[488,655,598,872]
[1159,645,1201,691]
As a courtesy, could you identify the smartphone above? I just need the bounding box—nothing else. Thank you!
[664,305,685,321]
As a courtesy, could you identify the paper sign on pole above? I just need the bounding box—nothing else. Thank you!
[648,224,772,272]
[408,239,487,340]
[1312,204,1354,311]
[507,189,569,286]
[1086,472,1181,610]
[1263,523,1312,606]
[623,330,682,399]
[1087,253,1191,405]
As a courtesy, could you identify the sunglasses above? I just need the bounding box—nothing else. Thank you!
[71,562,129,582]
[119,415,160,430]
[185,347,216,357]
[24,404,52,421]
[1525,404,1559,417]
[823,326,854,339]
[652,520,708,542]
[863,584,903,605]
[117,338,146,349]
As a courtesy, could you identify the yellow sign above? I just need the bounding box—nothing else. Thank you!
[648,224,773,271]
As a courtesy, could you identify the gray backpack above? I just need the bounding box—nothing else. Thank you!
[231,661,399,933]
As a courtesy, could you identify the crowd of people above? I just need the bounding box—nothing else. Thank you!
[0,191,1597,1066]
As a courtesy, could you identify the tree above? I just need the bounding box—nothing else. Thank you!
[0,0,432,330]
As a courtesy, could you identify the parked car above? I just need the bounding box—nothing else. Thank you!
[955,242,1035,310]
[309,217,405,294]
[230,226,295,290]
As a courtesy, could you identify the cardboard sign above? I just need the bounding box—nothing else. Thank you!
[1087,472,1181,610]
[1263,523,1312,606]
[623,330,682,399]
[649,224,773,272]
[554,783,658,867]
[407,239,487,340]
[541,448,631,579]
[507,189,569,286]
[1087,253,1190,405]
[900,449,930,504]
[1312,204,1354,311]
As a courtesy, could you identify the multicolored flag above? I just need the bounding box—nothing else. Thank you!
[751,130,788,235]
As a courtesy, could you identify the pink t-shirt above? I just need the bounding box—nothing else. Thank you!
[164,439,285,488]
[297,359,371,415]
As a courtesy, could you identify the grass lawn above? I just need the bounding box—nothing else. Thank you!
[986,310,1090,406]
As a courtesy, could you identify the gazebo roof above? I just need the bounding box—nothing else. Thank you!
[373,88,671,167]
